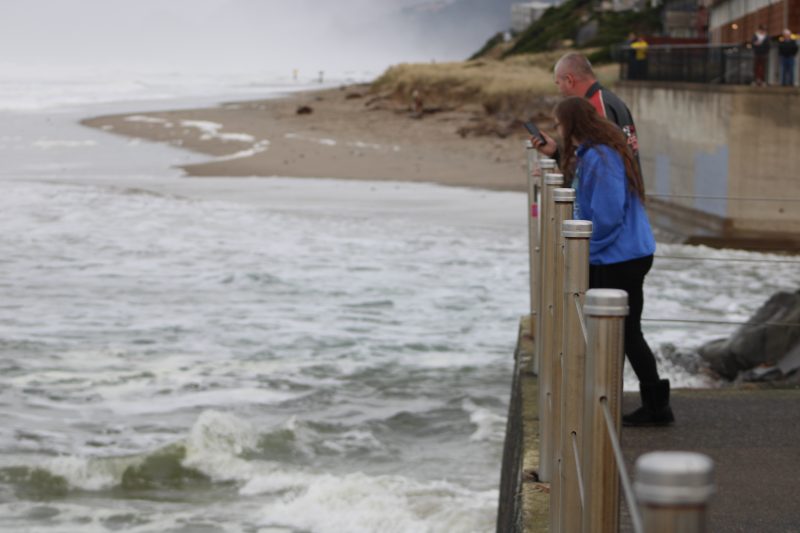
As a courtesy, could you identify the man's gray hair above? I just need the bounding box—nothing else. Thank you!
[555,52,596,80]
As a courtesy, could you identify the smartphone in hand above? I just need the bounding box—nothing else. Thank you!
[524,122,546,144]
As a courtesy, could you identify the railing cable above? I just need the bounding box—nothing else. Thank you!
[573,293,589,345]
[655,254,800,265]
[600,397,644,533]
[570,431,585,511]
[649,193,800,203]
[642,317,800,328]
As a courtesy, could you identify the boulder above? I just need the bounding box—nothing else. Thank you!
[698,290,800,381]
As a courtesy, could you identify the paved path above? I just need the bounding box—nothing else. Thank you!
[621,387,800,532]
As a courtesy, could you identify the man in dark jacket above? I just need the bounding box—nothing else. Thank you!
[779,29,798,86]
[533,52,640,170]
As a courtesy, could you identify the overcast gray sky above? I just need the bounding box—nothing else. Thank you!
[0,0,505,75]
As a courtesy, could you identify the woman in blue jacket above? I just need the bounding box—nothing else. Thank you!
[554,96,674,426]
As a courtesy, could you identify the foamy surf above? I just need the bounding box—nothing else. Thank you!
[1,410,497,532]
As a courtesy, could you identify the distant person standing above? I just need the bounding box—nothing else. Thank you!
[532,52,641,177]
[752,25,771,86]
[779,29,798,86]
[629,34,650,80]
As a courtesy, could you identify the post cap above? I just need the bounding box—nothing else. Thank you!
[544,173,564,185]
[584,289,628,316]
[553,188,576,203]
[635,452,715,505]
[540,158,557,169]
[562,220,592,238]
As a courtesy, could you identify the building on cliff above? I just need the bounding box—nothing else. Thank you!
[710,0,800,43]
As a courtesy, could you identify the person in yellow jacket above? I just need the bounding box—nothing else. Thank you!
[629,35,649,80]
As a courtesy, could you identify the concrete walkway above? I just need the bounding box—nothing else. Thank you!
[621,387,800,532]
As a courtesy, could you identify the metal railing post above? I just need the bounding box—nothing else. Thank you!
[535,173,564,482]
[560,219,592,533]
[548,188,576,532]
[526,141,537,322]
[527,153,556,375]
[582,289,628,533]
[635,452,715,533]
[536,172,563,483]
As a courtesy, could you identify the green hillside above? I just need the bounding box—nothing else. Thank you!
[474,0,662,62]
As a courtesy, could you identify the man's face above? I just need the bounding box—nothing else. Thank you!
[554,66,578,97]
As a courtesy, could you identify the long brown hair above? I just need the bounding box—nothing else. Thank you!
[554,97,645,201]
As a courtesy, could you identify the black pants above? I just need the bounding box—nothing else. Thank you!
[589,255,660,384]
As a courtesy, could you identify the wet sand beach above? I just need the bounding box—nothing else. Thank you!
[81,85,539,191]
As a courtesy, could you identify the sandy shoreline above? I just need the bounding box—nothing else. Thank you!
[81,85,551,192]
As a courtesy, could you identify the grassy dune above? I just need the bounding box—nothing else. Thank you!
[372,51,619,120]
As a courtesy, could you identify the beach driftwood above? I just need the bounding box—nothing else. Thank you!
[698,290,800,382]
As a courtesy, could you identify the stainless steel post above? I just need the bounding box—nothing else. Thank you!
[582,289,628,533]
[635,452,715,533]
[526,142,537,318]
[560,219,592,533]
[528,155,556,375]
[536,172,563,483]
[548,188,575,532]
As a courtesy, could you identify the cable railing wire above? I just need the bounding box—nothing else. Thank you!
[574,293,589,345]
[643,317,800,328]
[600,397,644,533]
[649,193,800,203]
[571,431,586,511]
[655,254,800,265]
[570,296,800,334]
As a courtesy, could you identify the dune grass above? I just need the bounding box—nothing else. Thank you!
[372,51,619,118]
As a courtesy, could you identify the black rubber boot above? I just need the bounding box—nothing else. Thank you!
[623,379,675,427]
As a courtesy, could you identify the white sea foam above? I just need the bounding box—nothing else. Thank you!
[212,140,271,162]
[124,115,170,124]
[349,140,384,150]
[103,388,304,416]
[180,119,224,138]
[32,139,98,149]
[256,473,497,533]
[463,400,506,443]
[319,429,385,454]
[43,456,124,492]
[182,410,262,482]
[284,132,338,146]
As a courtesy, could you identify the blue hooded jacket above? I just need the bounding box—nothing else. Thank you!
[573,144,655,265]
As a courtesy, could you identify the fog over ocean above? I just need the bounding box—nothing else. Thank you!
[2,3,800,532]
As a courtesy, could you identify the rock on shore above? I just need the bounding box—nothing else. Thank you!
[698,290,800,383]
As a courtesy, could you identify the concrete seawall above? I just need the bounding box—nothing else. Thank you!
[496,317,548,533]
[615,82,800,250]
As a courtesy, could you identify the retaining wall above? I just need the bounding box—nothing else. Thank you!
[616,81,800,250]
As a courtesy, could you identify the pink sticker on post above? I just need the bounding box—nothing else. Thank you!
[531,203,538,218]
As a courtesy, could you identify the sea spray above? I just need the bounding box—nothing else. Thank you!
[182,410,260,482]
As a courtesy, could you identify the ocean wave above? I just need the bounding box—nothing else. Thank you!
[0,410,398,500]
[0,411,264,497]
[1,410,497,533]
[462,399,506,443]
[251,473,498,533]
